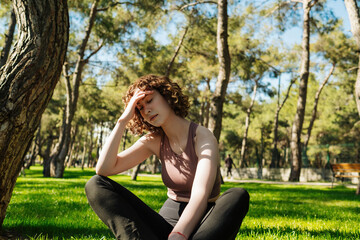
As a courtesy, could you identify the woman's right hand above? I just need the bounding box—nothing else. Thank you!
[119,89,153,123]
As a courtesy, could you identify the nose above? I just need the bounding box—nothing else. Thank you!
[143,105,151,115]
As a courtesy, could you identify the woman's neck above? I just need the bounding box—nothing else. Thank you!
[161,115,190,144]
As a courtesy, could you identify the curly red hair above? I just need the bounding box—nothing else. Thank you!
[123,74,190,135]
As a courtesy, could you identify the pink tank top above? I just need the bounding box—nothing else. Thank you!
[160,122,221,202]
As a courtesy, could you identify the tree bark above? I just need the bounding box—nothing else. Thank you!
[239,80,258,167]
[0,9,16,69]
[50,0,100,178]
[289,0,316,181]
[303,63,335,149]
[208,0,231,141]
[344,0,360,195]
[0,0,68,227]
[270,77,295,168]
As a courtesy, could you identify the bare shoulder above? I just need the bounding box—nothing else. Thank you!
[194,125,219,164]
[195,125,217,144]
[139,131,162,156]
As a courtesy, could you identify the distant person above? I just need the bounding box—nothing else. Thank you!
[225,154,235,177]
[85,75,249,240]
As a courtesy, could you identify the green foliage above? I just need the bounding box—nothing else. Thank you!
[11,0,360,170]
[3,166,360,239]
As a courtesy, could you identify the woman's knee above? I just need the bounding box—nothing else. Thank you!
[85,175,107,200]
[85,175,101,190]
[222,188,250,213]
[224,187,249,197]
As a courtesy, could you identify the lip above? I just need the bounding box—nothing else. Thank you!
[149,114,158,122]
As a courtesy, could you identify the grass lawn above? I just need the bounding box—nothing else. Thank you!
[2,166,359,240]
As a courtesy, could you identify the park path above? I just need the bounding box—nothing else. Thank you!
[136,173,358,189]
[223,177,358,189]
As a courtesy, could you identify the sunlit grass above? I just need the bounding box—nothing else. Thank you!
[2,166,359,239]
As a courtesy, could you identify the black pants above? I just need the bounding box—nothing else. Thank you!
[85,175,249,240]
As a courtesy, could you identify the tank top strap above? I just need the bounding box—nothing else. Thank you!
[189,122,198,139]
[185,122,198,156]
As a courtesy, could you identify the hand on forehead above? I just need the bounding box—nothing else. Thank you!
[133,88,154,106]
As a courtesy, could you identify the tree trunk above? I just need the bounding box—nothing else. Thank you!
[42,133,56,177]
[239,80,258,167]
[25,129,40,169]
[303,64,335,149]
[50,0,100,178]
[66,124,78,168]
[50,104,67,177]
[270,77,295,168]
[131,163,142,181]
[0,9,16,69]
[200,80,211,127]
[87,126,94,168]
[289,0,315,181]
[344,0,360,116]
[344,0,360,195]
[0,0,68,227]
[96,122,104,166]
[208,0,231,141]
[202,80,211,128]
[151,155,159,174]
[257,127,264,179]
[81,131,89,170]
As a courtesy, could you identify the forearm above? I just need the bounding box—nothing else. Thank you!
[171,198,208,239]
[96,119,127,176]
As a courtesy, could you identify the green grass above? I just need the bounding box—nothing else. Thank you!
[2,166,360,240]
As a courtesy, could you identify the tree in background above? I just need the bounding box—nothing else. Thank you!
[0,0,69,227]
[0,4,15,69]
[208,0,231,142]
[344,0,360,195]
[49,0,102,178]
[289,0,318,181]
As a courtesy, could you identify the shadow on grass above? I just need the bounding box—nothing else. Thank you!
[2,225,114,240]
[239,225,360,240]
[21,166,97,179]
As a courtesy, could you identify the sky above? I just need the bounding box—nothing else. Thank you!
[283,0,351,45]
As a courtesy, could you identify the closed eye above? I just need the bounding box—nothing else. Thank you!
[147,99,152,104]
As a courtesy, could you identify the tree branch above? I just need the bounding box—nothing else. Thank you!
[291,0,303,3]
[179,1,217,11]
[309,0,319,8]
[264,1,292,18]
[165,26,189,77]
[84,41,104,63]
[347,66,359,72]
[279,77,296,110]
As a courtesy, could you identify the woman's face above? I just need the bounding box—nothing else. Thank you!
[136,90,173,127]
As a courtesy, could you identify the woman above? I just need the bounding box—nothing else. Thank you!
[85,75,249,240]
